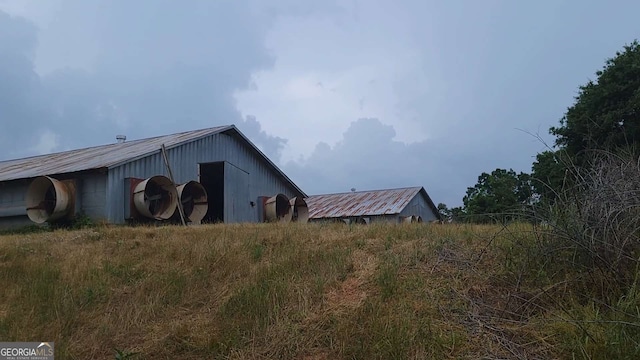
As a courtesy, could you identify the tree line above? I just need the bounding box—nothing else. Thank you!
[439,40,640,223]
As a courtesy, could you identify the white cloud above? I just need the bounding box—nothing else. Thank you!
[282,74,326,100]
[234,2,446,163]
[30,129,60,155]
[235,61,436,163]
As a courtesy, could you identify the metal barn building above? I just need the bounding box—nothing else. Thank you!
[306,187,441,224]
[0,125,306,228]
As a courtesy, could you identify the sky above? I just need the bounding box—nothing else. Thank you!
[0,0,638,206]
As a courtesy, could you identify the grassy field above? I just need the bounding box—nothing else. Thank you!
[0,222,638,359]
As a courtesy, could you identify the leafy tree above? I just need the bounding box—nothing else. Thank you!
[463,168,533,223]
[531,150,569,203]
[531,40,640,204]
[550,40,640,164]
[436,203,466,223]
[437,203,449,220]
[448,206,466,223]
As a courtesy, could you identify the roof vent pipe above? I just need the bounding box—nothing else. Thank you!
[116,135,126,143]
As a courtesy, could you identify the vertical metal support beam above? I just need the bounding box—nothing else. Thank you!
[161,144,187,226]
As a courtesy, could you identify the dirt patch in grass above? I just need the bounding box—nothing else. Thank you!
[324,249,376,312]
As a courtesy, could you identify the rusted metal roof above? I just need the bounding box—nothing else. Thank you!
[306,187,426,218]
[0,126,233,182]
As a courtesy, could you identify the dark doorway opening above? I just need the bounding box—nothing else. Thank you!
[199,162,224,223]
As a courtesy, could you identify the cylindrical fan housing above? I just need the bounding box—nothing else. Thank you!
[176,181,208,224]
[265,193,292,222]
[25,176,74,224]
[133,175,178,220]
[289,197,309,223]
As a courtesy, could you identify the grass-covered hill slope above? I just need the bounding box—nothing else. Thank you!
[0,223,638,359]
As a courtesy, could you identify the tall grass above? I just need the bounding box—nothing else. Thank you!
[1,222,552,359]
[500,150,640,358]
[1,213,638,358]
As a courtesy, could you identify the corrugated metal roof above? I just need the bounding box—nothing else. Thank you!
[306,187,424,218]
[0,126,233,182]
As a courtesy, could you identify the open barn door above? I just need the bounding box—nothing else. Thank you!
[224,162,251,223]
[199,162,224,223]
[199,161,251,223]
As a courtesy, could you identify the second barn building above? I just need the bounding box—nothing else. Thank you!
[306,187,441,224]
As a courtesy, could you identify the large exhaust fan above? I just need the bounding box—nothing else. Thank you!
[26,176,75,224]
[176,181,208,224]
[265,193,292,222]
[402,215,423,223]
[289,197,309,223]
[133,175,178,220]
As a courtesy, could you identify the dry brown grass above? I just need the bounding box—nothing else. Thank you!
[0,222,600,359]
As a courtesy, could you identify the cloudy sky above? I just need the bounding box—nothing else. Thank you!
[0,1,638,206]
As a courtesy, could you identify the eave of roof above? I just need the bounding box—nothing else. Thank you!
[223,126,307,198]
[0,126,232,182]
[0,125,307,197]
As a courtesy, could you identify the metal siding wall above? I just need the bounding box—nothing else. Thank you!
[367,215,400,224]
[79,174,108,220]
[0,182,27,215]
[398,194,438,221]
[0,181,29,225]
[106,133,301,223]
[224,162,253,222]
[0,216,33,228]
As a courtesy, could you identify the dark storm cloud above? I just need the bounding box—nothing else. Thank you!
[284,118,481,206]
[44,0,284,159]
[386,1,640,204]
[1,1,345,161]
[0,10,56,158]
[283,1,640,204]
[4,0,639,206]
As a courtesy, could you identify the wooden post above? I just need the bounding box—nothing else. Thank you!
[161,144,187,226]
